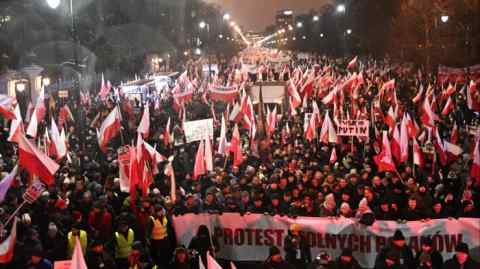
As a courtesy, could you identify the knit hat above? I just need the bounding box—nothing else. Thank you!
[455,242,469,254]
[392,230,405,241]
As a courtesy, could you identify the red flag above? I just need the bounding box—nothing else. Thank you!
[450,122,459,144]
[470,137,480,183]
[347,56,358,70]
[0,218,18,263]
[433,128,447,166]
[319,112,337,144]
[412,85,424,104]
[163,117,171,146]
[137,105,150,138]
[230,124,244,166]
[97,107,121,152]
[381,79,395,92]
[374,131,396,172]
[98,73,110,99]
[18,133,59,185]
[288,80,302,109]
[443,83,456,98]
[193,140,205,179]
[304,113,316,142]
[413,138,424,168]
[300,72,315,98]
[405,113,419,139]
[0,95,16,120]
[128,145,140,202]
[384,106,396,129]
[420,96,439,127]
[399,116,409,163]
[329,148,337,164]
[58,105,74,127]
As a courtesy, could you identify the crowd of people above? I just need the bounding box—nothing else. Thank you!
[0,51,479,269]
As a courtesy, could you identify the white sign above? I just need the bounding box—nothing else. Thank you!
[173,213,480,269]
[337,120,369,137]
[183,118,214,143]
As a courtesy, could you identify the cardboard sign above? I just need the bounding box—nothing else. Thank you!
[337,120,369,137]
[23,180,45,204]
[183,118,214,143]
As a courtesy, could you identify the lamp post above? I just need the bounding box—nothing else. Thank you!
[199,21,211,81]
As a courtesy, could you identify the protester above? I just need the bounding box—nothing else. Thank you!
[414,238,442,269]
[85,240,116,269]
[333,249,362,269]
[443,242,480,269]
[284,224,311,269]
[264,246,295,269]
[374,230,414,269]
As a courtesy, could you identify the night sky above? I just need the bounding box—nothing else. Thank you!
[204,0,334,32]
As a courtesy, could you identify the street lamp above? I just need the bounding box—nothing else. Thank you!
[184,51,189,56]
[46,0,60,9]
[337,4,346,13]
[223,13,231,21]
[346,29,352,35]
[195,48,202,55]
[218,34,224,39]
[16,82,26,92]
[296,22,303,28]
[199,21,207,29]
[441,15,449,23]
[320,33,325,38]
[313,15,319,22]
[42,77,51,87]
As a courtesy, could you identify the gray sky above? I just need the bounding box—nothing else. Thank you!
[203,0,333,32]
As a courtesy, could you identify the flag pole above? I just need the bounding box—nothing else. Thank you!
[3,200,27,228]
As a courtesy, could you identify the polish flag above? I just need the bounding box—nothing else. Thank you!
[0,95,16,120]
[0,218,18,263]
[329,148,337,164]
[444,141,463,156]
[399,116,409,163]
[204,135,213,172]
[470,137,480,183]
[50,119,67,160]
[412,138,424,168]
[300,73,315,98]
[230,124,244,166]
[207,252,223,269]
[97,107,121,152]
[384,106,396,129]
[467,80,479,111]
[374,131,396,172]
[381,79,395,92]
[137,105,150,138]
[69,237,88,269]
[322,86,339,105]
[405,113,419,139]
[218,115,228,155]
[193,140,205,179]
[288,80,302,109]
[450,122,459,144]
[163,117,171,146]
[433,128,447,166]
[319,112,337,144]
[266,106,278,136]
[304,113,316,142]
[18,133,59,185]
[441,97,454,116]
[420,96,439,127]
[98,73,110,99]
[391,125,401,162]
[347,56,358,70]
[8,105,23,143]
[26,91,46,138]
[412,85,424,103]
[443,83,456,98]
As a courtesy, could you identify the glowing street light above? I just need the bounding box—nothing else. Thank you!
[42,77,51,87]
[320,33,325,38]
[441,15,449,23]
[346,29,352,35]
[218,34,224,39]
[46,0,60,9]
[229,21,236,27]
[195,48,202,55]
[337,4,346,13]
[199,21,207,29]
[223,13,231,21]
[16,82,26,92]
[183,51,189,56]
[313,15,319,22]
[296,22,303,28]
[283,10,293,15]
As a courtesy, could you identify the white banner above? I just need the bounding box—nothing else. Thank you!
[183,118,214,143]
[337,120,369,137]
[173,213,480,268]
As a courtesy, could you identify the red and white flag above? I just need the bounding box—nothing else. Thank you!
[97,107,121,152]
[347,56,358,70]
[98,73,111,99]
[441,96,454,116]
[412,85,424,103]
[18,133,59,185]
[218,115,228,155]
[193,140,205,179]
[26,91,46,138]
[50,119,67,160]
[434,128,447,166]
[329,148,337,164]
[230,124,244,167]
[0,218,18,264]
[391,125,401,162]
[412,138,424,168]
[8,105,23,143]
[69,237,88,269]
[450,122,459,144]
[384,106,396,129]
[374,131,396,172]
[444,141,463,156]
[163,117,171,146]
[420,96,439,127]
[304,113,316,142]
[207,252,223,269]
[399,116,409,163]
[288,80,302,109]
[470,137,480,183]
[0,95,16,120]
[137,105,150,138]
[204,135,213,172]
[58,105,74,127]
[319,112,337,144]
[381,79,395,92]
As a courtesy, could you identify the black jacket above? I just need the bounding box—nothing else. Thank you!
[414,250,443,269]
[375,245,415,269]
[85,251,116,269]
[283,233,311,264]
[443,256,480,269]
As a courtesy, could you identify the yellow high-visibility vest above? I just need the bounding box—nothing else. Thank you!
[150,216,168,240]
[115,228,134,258]
[67,230,87,257]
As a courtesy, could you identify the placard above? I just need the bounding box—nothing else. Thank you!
[183,118,214,143]
[337,120,369,137]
